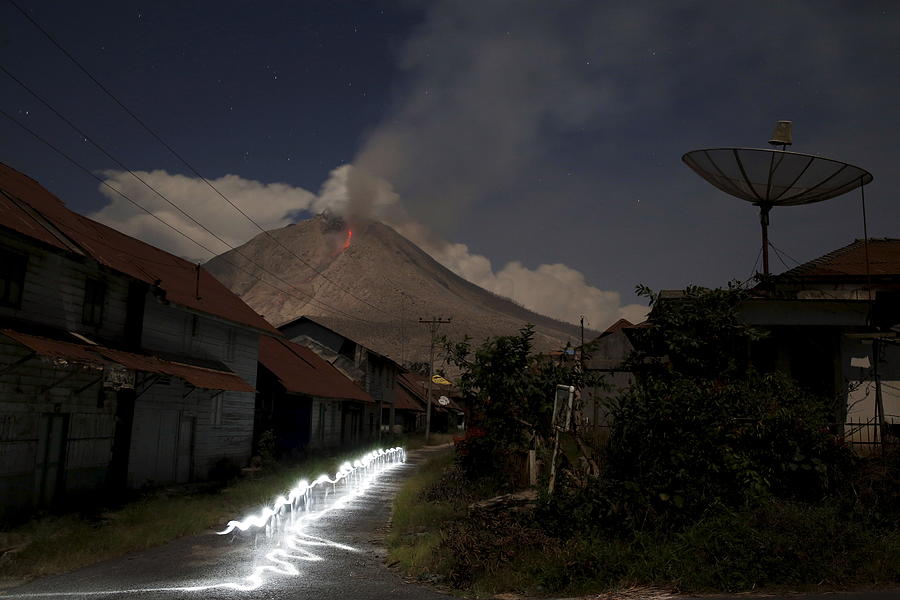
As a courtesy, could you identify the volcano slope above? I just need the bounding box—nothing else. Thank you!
[204,214,588,364]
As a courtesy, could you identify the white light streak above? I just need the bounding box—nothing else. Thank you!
[217,446,405,535]
[5,446,407,598]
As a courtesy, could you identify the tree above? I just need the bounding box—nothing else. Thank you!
[444,325,598,478]
[597,284,853,528]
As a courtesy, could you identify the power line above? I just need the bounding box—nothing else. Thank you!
[419,317,452,443]
[6,0,404,322]
[0,106,376,327]
[0,63,404,327]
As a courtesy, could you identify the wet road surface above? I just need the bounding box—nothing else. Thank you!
[2,446,454,600]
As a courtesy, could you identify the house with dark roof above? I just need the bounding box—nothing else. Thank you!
[395,371,465,433]
[578,239,900,449]
[255,336,374,453]
[278,315,399,437]
[0,163,277,515]
[741,238,900,445]
[580,318,639,437]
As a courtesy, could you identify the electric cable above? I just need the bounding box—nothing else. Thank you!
[6,0,404,322]
[0,106,378,328]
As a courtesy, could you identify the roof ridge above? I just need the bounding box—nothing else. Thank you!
[779,239,865,277]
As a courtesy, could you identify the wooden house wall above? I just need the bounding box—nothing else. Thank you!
[0,234,130,515]
[0,337,116,515]
[140,299,259,479]
[0,234,130,343]
[307,397,344,450]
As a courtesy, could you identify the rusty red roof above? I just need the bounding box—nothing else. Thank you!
[0,163,277,334]
[603,318,633,334]
[1,329,254,392]
[258,336,374,402]
[778,238,900,280]
[394,384,425,412]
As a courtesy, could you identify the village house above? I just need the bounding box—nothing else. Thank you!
[392,373,426,433]
[741,238,900,445]
[582,239,900,449]
[255,335,374,454]
[0,163,278,517]
[580,318,640,442]
[396,371,465,433]
[278,316,399,436]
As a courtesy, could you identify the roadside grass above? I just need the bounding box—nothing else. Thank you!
[387,452,460,576]
[388,452,900,597]
[0,447,385,585]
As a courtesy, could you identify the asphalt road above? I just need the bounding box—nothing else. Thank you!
[4,445,897,600]
[2,446,455,600]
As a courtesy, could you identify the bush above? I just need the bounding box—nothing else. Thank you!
[208,456,241,482]
[601,370,855,526]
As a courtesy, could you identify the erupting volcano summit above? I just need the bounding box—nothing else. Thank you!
[204,215,586,363]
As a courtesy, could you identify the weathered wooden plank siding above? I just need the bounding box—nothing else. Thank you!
[0,237,129,343]
[0,338,116,513]
[140,299,259,478]
[307,397,345,450]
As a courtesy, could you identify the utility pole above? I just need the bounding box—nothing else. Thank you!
[419,317,451,444]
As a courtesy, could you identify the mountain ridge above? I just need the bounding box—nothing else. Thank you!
[205,215,596,364]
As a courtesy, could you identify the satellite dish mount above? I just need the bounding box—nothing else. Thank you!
[683,121,873,276]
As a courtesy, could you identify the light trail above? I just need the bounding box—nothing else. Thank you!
[5,446,407,597]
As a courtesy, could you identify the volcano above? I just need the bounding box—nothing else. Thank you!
[204,214,589,364]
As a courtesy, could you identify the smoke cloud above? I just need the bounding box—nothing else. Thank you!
[92,166,645,329]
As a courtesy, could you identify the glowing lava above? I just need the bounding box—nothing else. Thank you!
[342,229,353,251]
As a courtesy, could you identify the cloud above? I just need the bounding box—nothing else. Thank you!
[428,242,647,329]
[92,169,319,260]
[91,166,646,329]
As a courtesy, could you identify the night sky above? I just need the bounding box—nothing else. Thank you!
[2,1,898,330]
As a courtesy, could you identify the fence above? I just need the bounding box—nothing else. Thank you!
[843,416,900,453]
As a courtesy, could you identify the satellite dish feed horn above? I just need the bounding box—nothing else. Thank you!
[683,122,873,275]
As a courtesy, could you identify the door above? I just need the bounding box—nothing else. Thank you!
[34,413,69,507]
[130,408,178,487]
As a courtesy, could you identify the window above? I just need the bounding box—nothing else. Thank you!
[0,249,26,308]
[82,278,105,326]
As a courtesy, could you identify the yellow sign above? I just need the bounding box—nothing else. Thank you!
[431,374,452,385]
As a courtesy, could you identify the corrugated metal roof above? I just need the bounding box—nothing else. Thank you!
[777,238,900,279]
[1,329,107,366]
[0,163,278,335]
[394,384,425,412]
[258,336,374,402]
[603,318,633,334]
[1,329,253,392]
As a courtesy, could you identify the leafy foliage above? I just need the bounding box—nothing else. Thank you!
[627,282,764,378]
[594,283,855,528]
[444,324,598,478]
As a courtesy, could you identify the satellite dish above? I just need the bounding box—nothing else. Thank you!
[683,122,873,275]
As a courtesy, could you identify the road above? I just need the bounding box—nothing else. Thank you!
[3,444,897,600]
[1,446,454,600]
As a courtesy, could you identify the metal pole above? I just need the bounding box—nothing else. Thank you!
[419,317,451,444]
[426,327,434,445]
[861,178,873,304]
[760,205,771,276]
